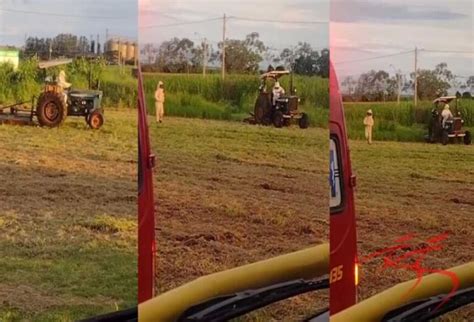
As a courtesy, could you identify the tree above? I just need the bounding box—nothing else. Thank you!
[354,70,396,101]
[273,43,329,77]
[412,63,453,99]
[467,76,474,86]
[341,76,357,95]
[141,43,159,65]
[213,32,266,74]
[155,38,200,73]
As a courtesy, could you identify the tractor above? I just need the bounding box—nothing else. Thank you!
[425,96,471,145]
[0,59,104,129]
[246,70,309,129]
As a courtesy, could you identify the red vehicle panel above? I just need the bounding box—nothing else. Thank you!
[329,62,358,315]
[138,67,156,303]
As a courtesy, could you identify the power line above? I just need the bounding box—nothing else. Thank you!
[140,14,327,29]
[0,8,128,20]
[228,16,327,25]
[334,50,415,64]
[140,17,223,29]
[421,49,474,54]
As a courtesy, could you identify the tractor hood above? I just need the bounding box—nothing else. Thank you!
[69,89,102,99]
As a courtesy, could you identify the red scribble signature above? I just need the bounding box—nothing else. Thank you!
[359,232,460,310]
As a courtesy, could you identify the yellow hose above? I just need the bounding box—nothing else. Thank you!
[331,261,474,322]
[139,243,329,322]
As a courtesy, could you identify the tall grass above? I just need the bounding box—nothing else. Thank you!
[100,66,137,108]
[143,73,329,127]
[343,100,474,141]
[0,58,136,108]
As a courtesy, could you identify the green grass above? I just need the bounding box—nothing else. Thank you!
[143,73,328,127]
[0,109,137,321]
[344,100,474,142]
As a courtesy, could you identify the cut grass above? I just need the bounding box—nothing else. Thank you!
[150,116,329,319]
[0,109,137,321]
[351,139,474,320]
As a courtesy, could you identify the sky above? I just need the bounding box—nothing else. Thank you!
[0,0,138,47]
[1,0,471,82]
[330,0,473,82]
[139,0,330,58]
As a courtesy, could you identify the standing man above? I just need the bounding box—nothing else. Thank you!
[155,81,165,123]
[363,109,374,144]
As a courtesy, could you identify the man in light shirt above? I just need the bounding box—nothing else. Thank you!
[441,103,453,128]
[363,109,374,144]
[272,81,285,106]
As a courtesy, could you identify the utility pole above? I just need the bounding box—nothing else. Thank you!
[414,47,418,107]
[397,73,401,105]
[222,13,226,80]
[203,38,207,76]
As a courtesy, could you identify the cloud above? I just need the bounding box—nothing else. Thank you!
[331,0,469,23]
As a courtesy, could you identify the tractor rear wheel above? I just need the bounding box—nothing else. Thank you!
[299,113,309,129]
[36,92,67,127]
[87,111,104,129]
[441,130,449,145]
[273,111,284,128]
[464,131,471,145]
[254,95,271,124]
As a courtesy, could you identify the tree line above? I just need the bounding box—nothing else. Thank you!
[141,32,329,77]
[22,34,100,60]
[341,63,474,102]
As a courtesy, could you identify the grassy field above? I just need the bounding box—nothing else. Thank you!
[0,109,137,321]
[149,116,329,320]
[344,100,474,142]
[143,73,329,128]
[350,139,473,320]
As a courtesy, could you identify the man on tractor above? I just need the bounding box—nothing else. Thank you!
[272,81,285,106]
[57,70,71,106]
[441,103,453,128]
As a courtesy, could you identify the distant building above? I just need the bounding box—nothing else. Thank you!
[0,46,20,70]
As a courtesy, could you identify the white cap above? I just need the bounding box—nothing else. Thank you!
[274,81,280,88]
[367,109,373,114]
[158,81,164,86]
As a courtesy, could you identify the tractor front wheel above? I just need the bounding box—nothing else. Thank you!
[441,130,449,145]
[87,112,104,129]
[299,113,309,129]
[36,92,67,127]
[273,111,284,128]
[464,131,471,145]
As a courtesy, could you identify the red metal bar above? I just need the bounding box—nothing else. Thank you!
[138,65,156,303]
